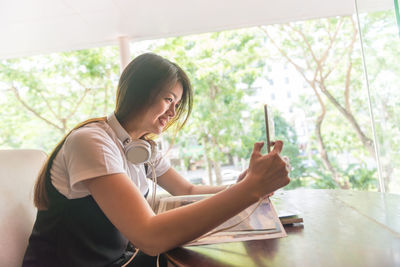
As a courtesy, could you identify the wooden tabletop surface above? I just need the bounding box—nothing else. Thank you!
[166,189,400,267]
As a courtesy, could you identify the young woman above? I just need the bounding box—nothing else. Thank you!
[22,53,290,267]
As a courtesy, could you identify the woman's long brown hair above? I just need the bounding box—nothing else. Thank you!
[34,53,193,210]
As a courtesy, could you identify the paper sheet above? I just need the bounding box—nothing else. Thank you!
[156,194,287,246]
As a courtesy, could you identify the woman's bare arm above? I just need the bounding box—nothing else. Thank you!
[84,141,289,256]
[157,168,227,196]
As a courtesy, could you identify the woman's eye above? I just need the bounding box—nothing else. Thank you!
[165,98,173,103]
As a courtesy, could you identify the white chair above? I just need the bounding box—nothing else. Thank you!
[0,149,47,267]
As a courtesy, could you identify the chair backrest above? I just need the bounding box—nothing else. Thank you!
[0,149,47,267]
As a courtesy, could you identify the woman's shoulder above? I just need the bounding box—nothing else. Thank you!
[66,121,115,147]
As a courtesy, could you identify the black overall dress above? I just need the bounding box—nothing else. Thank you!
[22,172,167,267]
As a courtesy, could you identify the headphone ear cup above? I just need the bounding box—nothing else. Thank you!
[125,140,152,164]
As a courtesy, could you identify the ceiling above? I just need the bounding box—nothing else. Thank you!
[0,0,392,59]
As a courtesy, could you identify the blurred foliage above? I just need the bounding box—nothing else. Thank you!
[0,11,398,191]
[0,46,120,151]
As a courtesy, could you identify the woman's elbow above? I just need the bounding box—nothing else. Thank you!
[131,234,176,256]
[136,241,173,257]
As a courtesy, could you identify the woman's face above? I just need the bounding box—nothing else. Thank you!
[137,82,183,136]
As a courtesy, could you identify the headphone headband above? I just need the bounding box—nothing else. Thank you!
[107,112,154,164]
[107,112,131,145]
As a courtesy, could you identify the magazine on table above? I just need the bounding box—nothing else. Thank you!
[155,194,287,246]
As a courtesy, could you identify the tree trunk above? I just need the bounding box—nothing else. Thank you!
[209,136,224,185]
[312,83,349,189]
[214,161,223,185]
[180,159,187,175]
[207,159,214,186]
[202,136,214,185]
[315,113,349,189]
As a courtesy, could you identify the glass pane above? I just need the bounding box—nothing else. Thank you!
[1,11,389,193]
[356,0,400,193]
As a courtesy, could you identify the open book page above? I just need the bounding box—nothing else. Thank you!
[156,194,287,246]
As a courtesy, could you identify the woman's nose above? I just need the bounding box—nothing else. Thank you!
[167,103,176,117]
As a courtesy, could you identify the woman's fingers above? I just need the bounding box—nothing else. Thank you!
[282,156,291,173]
[250,141,264,160]
[253,141,264,153]
[271,140,283,154]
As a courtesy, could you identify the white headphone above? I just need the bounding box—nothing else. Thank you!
[107,112,156,164]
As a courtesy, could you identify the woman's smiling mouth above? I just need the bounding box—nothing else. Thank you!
[159,117,167,127]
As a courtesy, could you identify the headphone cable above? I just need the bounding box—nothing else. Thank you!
[122,161,158,267]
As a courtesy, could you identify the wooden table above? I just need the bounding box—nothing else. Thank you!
[166,189,400,267]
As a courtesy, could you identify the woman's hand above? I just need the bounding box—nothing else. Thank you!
[237,169,275,197]
[242,140,290,199]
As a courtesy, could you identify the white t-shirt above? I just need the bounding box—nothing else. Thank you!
[50,121,170,199]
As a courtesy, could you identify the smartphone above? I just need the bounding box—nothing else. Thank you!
[263,104,275,153]
[279,214,304,225]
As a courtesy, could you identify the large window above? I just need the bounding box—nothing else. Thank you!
[1,8,398,193]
